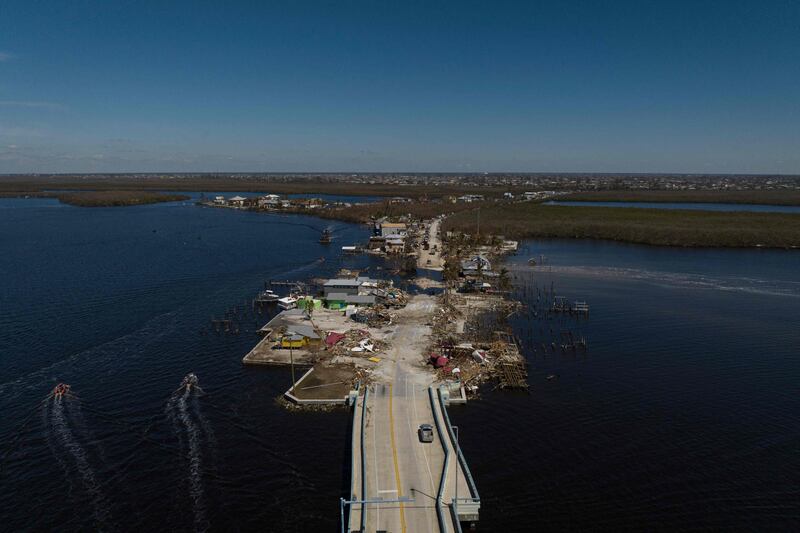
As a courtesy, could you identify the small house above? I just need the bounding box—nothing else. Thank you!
[368,236,386,250]
[460,255,491,274]
[258,194,281,208]
[325,293,376,308]
[380,222,407,237]
[280,324,321,349]
[384,236,405,254]
[228,195,247,207]
[323,278,363,297]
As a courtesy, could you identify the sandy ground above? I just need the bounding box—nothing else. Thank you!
[370,294,437,383]
[411,276,444,289]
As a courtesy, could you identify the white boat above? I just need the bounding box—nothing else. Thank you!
[278,296,298,310]
[256,289,279,303]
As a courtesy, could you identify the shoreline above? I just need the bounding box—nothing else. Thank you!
[6,190,800,249]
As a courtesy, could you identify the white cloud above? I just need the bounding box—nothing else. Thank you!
[0,51,13,62]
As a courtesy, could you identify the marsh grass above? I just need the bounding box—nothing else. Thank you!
[443,203,800,248]
[57,191,189,207]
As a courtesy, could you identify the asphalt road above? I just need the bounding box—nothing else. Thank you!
[359,371,470,532]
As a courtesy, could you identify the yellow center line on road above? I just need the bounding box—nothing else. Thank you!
[388,383,407,533]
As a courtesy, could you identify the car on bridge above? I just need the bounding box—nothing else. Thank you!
[418,423,434,443]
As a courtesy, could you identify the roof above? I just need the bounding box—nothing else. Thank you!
[324,278,362,287]
[229,195,247,201]
[347,295,376,304]
[325,292,349,301]
[381,222,407,228]
[286,325,320,339]
[326,293,376,304]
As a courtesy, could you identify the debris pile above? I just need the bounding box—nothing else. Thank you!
[326,329,390,357]
[380,287,409,308]
[352,367,375,388]
[431,294,464,335]
[350,306,394,327]
[429,341,495,389]
[427,314,529,392]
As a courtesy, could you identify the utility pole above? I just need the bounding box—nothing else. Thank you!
[476,207,480,240]
[288,331,296,389]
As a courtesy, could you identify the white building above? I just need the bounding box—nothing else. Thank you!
[380,222,407,237]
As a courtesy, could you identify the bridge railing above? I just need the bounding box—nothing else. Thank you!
[437,386,481,525]
[429,386,451,532]
[342,383,367,533]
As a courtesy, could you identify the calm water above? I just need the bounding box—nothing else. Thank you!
[0,197,381,531]
[545,200,800,213]
[2,200,799,531]
[451,240,800,531]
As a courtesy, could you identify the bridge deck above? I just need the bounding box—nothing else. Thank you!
[348,377,476,533]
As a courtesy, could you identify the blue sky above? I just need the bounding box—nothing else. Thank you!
[0,1,798,173]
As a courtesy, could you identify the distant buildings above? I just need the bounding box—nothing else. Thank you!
[457,194,485,202]
[522,191,557,201]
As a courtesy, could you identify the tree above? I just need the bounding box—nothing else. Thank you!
[443,257,460,281]
[498,267,511,291]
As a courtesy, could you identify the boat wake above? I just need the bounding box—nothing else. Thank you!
[519,264,800,298]
[44,394,114,530]
[166,375,213,532]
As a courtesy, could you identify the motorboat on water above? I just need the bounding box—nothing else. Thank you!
[255,289,279,303]
[52,383,70,398]
[319,229,332,244]
[278,296,298,310]
[182,373,199,390]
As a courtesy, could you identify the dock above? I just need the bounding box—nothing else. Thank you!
[492,331,529,390]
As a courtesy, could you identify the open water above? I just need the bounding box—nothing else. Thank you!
[450,239,800,531]
[1,199,799,531]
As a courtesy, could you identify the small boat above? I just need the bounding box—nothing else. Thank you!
[182,373,199,390]
[278,296,298,310]
[255,289,279,303]
[319,229,332,244]
[52,383,70,398]
[528,258,537,265]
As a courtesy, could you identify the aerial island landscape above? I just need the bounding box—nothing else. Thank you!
[1,2,799,533]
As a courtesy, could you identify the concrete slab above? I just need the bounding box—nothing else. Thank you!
[242,335,315,365]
